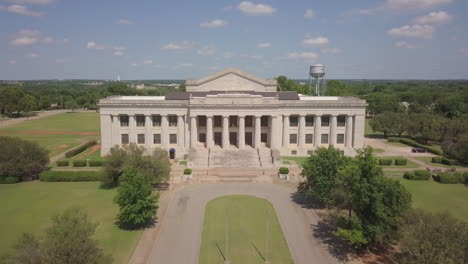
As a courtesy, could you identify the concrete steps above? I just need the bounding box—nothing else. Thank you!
[258,147,274,168]
[209,147,260,168]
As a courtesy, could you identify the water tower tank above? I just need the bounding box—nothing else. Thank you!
[310,64,325,78]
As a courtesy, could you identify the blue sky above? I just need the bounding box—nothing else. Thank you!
[1,0,467,80]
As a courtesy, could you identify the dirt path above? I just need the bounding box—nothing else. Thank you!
[0,110,68,128]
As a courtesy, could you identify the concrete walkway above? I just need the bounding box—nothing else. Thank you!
[147,183,341,264]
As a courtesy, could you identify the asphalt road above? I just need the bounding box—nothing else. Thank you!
[147,183,340,264]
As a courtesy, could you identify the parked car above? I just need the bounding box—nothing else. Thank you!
[411,147,426,153]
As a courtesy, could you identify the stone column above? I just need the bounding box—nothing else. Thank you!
[129,115,136,143]
[190,116,197,148]
[282,115,289,148]
[254,115,261,148]
[238,115,245,149]
[330,115,337,146]
[111,115,119,147]
[346,115,354,148]
[177,115,185,148]
[222,115,229,149]
[100,114,112,155]
[353,115,365,148]
[314,115,321,148]
[299,115,306,148]
[145,115,152,151]
[161,115,169,148]
[185,114,190,150]
[206,115,213,148]
[270,115,279,149]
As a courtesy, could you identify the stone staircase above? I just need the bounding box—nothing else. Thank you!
[187,147,208,168]
[258,147,274,168]
[209,146,260,168]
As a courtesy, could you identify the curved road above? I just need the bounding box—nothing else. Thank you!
[148,183,339,264]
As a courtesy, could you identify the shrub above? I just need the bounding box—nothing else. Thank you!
[394,158,407,166]
[0,176,20,184]
[39,171,103,182]
[64,140,97,158]
[453,172,464,184]
[378,159,393,166]
[441,158,458,166]
[88,160,104,167]
[56,160,69,167]
[434,172,458,184]
[464,172,468,185]
[183,168,192,175]
[414,170,431,180]
[72,160,87,167]
[431,157,442,163]
[403,171,415,180]
[279,167,289,174]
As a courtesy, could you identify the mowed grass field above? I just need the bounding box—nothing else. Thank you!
[0,181,141,263]
[399,180,468,222]
[199,195,294,264]
[0,111,100,157]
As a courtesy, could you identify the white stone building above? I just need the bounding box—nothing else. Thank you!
[98,68,366,162]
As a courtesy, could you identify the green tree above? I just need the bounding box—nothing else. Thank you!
[276,76,310,95]
[369,112,409,138]
[298,146,350,207]
[0,87,25,117]
[65,99,79,111]
[103,146,129,184]
[325,80,353,96]
[114,168,159,229]
[407,113,446,143]
[18,94,38,116]
[365,93,401,117]
[107,82,133,95]
[397,209,468,264]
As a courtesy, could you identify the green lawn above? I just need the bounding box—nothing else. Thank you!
[377,156,421,169]
[199,195,293,264]
[399,180,468,222]
[0,181,141,263]
[0,111,100,157]
[414,156,467,169]
[283,156,308,166]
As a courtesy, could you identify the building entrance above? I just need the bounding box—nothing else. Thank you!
[245,132,253,146]
[214,132,222,146]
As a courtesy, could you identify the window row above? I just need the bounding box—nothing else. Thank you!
[121,133,177,145]
[119,115,178,127]
[289,115,346,127]
[289,133,345,144]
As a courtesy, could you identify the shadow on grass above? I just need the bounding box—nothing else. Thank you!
[311,220,357,263]
[365,134,386,139]
[290,191,323,210]
[99,181,118,189]
[250,242,265,261]
[215,242,226,261]
[115,216,159,231]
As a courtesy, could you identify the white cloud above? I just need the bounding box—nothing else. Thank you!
[257,42,271,48]
[10,29,41,46]
[113,46,126,56]
[383,0,452,11]
[28,53,39,58]
[143,60,153,65]
[7,4,43,16]
[87,41,108,50]
[287,52,318,62]
[55,58,65,63]
[303,36,329,45]
[238,1,276,15]
[304,9,314,19]
[241,54,262,59]
[160,41,193,51]
[346,8,375,16]
[87,42,125,56]
[200,19,227,28]
[197,46,215,55]
[395,41,419,48]
[414,11,453,24]
[223,5,233,11]
[9,60,17,64]
[388,24,434,38]
[42,36,53,43]
[116,19,133,25]
[130,63,137,67]
[8,0,54,4]
[321,48,342,54]
[460,46,468,54]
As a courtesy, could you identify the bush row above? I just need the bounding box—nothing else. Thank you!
[279,167,289,174]
[431,156,459,166]
[64,140,97,158]
[0,176,20,184]
[403,170,431,180]
[378,158,408,166]
[56,159,105,167]
[388,137,443,156]
[39,171,104,182]
[434,172,468,184]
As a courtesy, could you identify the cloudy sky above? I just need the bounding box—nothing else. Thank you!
[1,0,467,80]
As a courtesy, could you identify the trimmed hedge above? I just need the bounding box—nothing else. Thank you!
[404,170,430,180]
[388,138,443,156]
[72,160,87,167]
[88,160,104,167]
[434,172,459,184]
[183,168,192,175]
[454,172,465,184]
[464,172,468,185]
[394,158,407,166]
[379,159,393,166]
[64,140,97,158]
[39,171,103,182]
[0,177,20,184]
[441,158,458,166]
[431,157,442,163]
[403,171,415,180]
[56,160,69,167]
[279,167,289,174]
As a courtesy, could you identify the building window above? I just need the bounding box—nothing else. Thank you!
[169,134,177,144]
[245,116,253,127]
[291,150,297,155]
[321,116,330,127]
[261,116,268,127]
[305,134,313,144]
[169,115,177,127]
[153,134,161,144]
[337,134,345,144]
[229,116,238,127]
[120,115,129,127]
[152,115,161,127]
[137,134,145,144]
[290,115,299,127]
[321,134,329,144]
[337,116,346,127]
[121,134,129,144]
[198,116,206,127]
[214,116,222,127]
[289,134,298,144]
[199,133,206,143]
[136,115,145,127]
[306,115,314,127]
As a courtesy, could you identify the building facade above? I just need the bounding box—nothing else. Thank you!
[98,68,367,159]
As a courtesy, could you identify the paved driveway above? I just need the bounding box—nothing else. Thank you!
[148,183,340,264]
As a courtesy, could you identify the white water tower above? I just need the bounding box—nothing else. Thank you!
[309,64,326,96]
